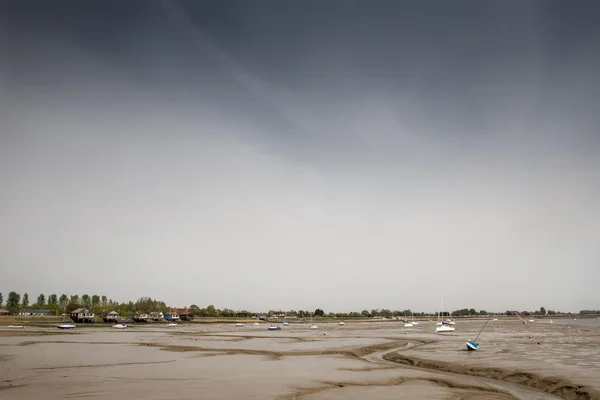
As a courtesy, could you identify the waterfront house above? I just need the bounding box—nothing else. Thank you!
[149,311,164,321]
[70,308,95,323]
[102,311,119,323]
[164,312,180,322]
[0,309,9,316]
[175,308,194,321]
[133,311,149,323]
[179,311,193,321]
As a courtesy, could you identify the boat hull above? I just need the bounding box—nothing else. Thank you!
[466,341,479,351]
[268,326,281,331]
[435,325,455,333]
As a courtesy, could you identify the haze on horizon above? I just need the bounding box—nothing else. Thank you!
[1,1,599,314]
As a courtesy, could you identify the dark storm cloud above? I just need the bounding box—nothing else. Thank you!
[1,0,599,312]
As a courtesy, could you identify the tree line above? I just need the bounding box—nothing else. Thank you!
[0,291,168,317]
[1,292,595,318]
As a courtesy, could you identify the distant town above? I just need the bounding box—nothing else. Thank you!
[0,291,598,322]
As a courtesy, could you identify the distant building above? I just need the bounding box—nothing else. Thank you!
[70,308,95,323]
[0,309,9,316]
[149,311,164,321]
[175,308,193,321]
[133,312,149,323]
[18,309,52,316]
[164,312,180,322]
[102,311,119,323]
[179,312,193,321]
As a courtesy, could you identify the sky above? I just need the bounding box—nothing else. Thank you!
[1,0,599,313]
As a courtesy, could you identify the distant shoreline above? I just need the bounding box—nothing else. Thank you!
[1,314,597,327]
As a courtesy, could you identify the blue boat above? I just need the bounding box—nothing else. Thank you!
[466,340,479,351]
[465,318,492,351]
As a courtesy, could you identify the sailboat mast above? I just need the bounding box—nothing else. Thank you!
[473,317,492,342]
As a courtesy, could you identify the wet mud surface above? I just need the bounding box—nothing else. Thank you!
[0,319,598,399]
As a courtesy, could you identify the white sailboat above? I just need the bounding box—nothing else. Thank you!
[283,312,289,326]
[435,295,455,333]
[404,311,413,328]
[310,314,318,329]
[411,311,419,325]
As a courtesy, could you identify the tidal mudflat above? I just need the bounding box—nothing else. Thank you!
[1,319,599,399]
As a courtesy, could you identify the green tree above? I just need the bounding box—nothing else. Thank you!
[206,304,217,317]
[101,295,107,305]
[48,294,58,306]
[92,295,100,306]
[314,308,325,317]
[479,310,488,315]
[36,294,46,307]
[81,294,91,308]
[22,293,29,307]
[0,292,3,307]
[59,294,69,313]
[540,306,546,315]
[361,310,370,317]
[69,295,79,304]
[6,292,20,308]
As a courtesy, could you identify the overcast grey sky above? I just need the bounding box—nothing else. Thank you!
[1,0,599,313]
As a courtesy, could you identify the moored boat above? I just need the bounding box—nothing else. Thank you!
[465,317,492,351]
[57,322,76,329]
[466,340,479,351]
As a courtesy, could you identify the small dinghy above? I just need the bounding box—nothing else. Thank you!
[166,322,177,327]
[466,341,479,350]
[8,325,24,329]
[234,322,244,327]
[310,324,318,329]
[466,318,492,351]
[57,322,76,329]
[253,322,259,326]
[268,325,281,331]
[339,321,345,326]
[112,322,127,329]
